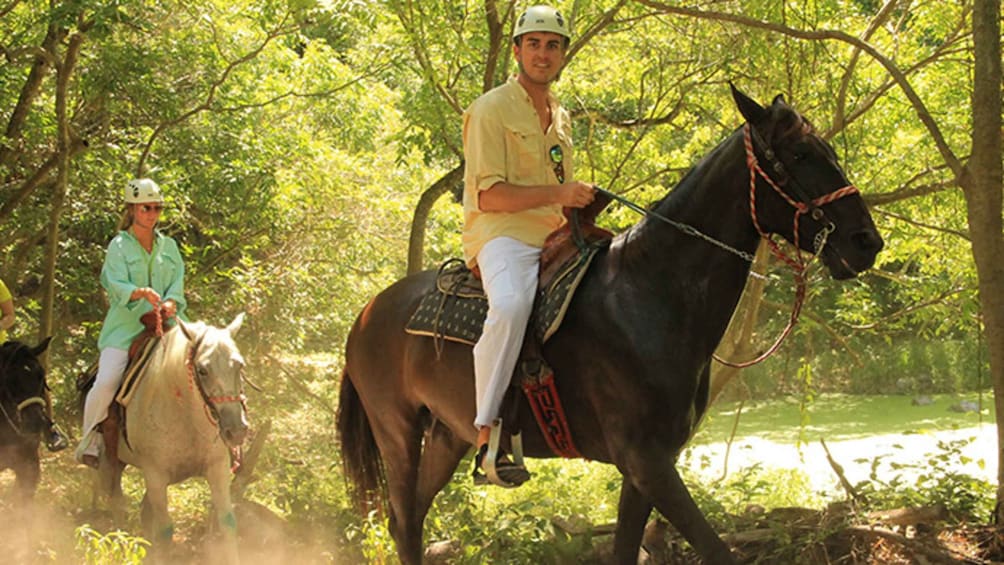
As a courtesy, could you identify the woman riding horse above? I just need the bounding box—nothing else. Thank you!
[77,177,187,468]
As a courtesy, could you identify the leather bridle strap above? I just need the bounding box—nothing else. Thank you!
[186,332,247,423]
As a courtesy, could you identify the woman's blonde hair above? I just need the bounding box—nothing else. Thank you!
[117,204,136,231]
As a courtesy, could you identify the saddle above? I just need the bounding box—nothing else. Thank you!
[405,196,614,468]
[76,309,169,465]
[406,194,614,347]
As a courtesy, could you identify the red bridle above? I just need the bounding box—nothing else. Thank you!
[185,336,247,471]
[713,124,860,369]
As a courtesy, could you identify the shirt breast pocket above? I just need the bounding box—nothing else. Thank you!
[504,125,540,182]
[125,256,148,286]
[152,254,179,289]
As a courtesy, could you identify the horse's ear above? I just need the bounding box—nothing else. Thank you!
[730,82,768,125]
[178,318,196,341]
[226,312,245,336]
[31,336,52,356]
[771,93,786,107]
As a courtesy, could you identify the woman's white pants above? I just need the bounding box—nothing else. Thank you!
[75,347,128,461]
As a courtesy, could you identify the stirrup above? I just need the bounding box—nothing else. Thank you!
[472,418,530,488]
[46,424,69,452]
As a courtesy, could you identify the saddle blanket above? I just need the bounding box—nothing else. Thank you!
[405,245,601,346]
[115,336,161,407]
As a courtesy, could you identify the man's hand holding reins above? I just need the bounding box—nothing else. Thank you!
[556,181,596,209]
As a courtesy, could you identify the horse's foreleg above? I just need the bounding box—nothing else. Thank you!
[623,453,736,564]
[103,460,127,523]
[206,461,239,565]
[12,446,40,508]
[141,472,175,555]
[10,448,38,559]
[613,479,652,564]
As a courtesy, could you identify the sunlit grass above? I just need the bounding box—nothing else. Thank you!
[694,391,995,444]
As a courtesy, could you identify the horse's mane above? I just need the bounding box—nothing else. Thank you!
[646,103,814,219]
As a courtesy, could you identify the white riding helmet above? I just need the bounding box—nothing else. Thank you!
[125,178,164,204]
[513,5,570,41]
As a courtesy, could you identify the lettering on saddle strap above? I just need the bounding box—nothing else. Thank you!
[521,363,581,458]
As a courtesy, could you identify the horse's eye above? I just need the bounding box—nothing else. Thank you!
[789,142,815,161]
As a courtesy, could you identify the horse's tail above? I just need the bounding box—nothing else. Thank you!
[336,368,387,515]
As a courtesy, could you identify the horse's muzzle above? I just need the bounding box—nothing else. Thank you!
[218,408,250,447]
[221,425,249,448]
[13,397,50,436]
[825,227,884,279]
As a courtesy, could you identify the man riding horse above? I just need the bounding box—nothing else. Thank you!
[462,4,596,487]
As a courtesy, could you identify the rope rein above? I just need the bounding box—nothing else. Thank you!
[593,187,758,263]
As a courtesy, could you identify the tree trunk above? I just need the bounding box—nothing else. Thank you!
[710,241,772,403]
[40,29,86,367]
[967,0,1004,525]
[406,164,463,275]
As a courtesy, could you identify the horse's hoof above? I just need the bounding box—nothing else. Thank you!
[81,454,99,469]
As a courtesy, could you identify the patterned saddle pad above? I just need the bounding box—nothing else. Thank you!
[405,245,603,346]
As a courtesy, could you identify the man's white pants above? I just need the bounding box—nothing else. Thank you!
[75,347,129,460]
[473,237,540,429]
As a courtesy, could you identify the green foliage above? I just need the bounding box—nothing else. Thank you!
[75,525,149,565]
[855,437,995,521]
[414,459,622,563]
[684,464,823,527]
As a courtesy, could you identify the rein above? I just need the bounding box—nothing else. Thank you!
[596,123,859,368]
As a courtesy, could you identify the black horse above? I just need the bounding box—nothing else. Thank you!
[0,337,54,505]
[337,86,883,564]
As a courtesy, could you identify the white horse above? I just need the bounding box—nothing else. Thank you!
[97,313,250,563]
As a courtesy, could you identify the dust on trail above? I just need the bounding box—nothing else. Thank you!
[681,425,996,498]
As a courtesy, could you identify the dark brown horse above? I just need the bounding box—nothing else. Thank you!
[0,337,54,506]
[337,86,883,564]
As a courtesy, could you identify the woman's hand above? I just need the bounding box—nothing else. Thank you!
[130,287,162,307]
[160,299,178,319]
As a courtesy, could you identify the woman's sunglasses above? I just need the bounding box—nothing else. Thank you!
[549,144,564,183]
[138,204,164,213]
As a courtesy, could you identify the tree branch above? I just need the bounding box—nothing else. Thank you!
[872,207,971,241]
[407,164,464,274]
[137,15,298,172]
[633,0,967,183]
